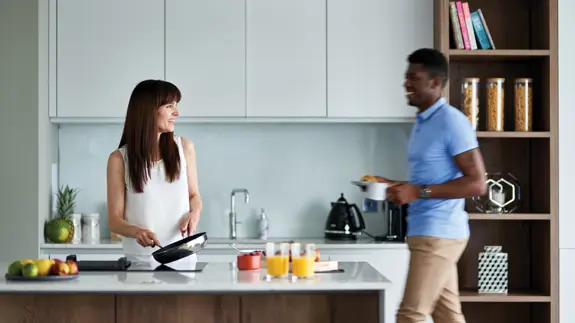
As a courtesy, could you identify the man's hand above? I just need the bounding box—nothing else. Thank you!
[387,182,420,205]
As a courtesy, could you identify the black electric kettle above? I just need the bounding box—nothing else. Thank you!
[324,193,366,240]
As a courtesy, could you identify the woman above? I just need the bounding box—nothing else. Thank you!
[106,79,202,264]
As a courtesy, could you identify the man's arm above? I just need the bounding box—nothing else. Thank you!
[425,147,487,198]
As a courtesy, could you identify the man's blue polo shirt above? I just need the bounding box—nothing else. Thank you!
[406,97,479,239]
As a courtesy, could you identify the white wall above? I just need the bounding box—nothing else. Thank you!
[58,123,413,239]
[559,0,575,321]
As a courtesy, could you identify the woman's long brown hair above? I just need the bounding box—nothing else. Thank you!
[118,79,182,193]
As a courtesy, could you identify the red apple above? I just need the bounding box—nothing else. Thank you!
[51,262,70,276]
[66,260,78,275]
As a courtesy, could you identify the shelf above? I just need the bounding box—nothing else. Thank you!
[468,213,551,220]
[449,59,550,132]
[449,50,550,61]
[475,131,551,138]
[459,290,551,303]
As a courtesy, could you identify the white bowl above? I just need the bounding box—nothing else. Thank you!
[365,182,388,201]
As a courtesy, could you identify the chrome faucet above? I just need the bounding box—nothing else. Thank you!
[229,188,249,239]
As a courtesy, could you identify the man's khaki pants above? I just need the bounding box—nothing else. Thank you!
[396,236,469,323]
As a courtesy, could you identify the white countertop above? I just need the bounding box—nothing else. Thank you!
[41,237,407,250]
[0,261,391,293]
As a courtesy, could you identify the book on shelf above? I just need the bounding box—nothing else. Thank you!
[449,1,495,50]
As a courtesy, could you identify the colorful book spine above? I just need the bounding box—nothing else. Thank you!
[449,1,464,49]
[470,10,492,49]
[477,9,496,49]
[462,2,477,49]
[455,1,471,49]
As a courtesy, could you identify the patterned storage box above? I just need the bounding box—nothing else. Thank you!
[478,245,508,294]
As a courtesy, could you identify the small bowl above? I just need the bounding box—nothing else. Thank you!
[237,253,261,271]
[365,182,388,201]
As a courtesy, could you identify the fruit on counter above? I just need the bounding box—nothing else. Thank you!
[51,261,70,276]
[7,261,24,276]
[5,258,79,277]
[360,174,378,182]
[44,185,78,243]
[66,260,79,275]
[22,263,39,277]
[35,259,53,276]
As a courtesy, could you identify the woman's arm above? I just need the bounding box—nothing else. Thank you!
[181,137,203,234]
[106,150,142,238]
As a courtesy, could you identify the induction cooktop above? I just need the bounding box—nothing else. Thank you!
[65,255,207,272]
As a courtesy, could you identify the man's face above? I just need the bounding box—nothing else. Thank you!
[403,63,441,108]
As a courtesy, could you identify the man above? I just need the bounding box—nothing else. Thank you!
[380,48,487,323]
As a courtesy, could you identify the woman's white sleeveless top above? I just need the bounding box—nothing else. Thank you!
[118,135,194,263]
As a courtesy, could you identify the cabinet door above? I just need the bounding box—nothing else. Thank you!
[56,0,164,118]
[246,0,326,117]
[561,249,575,323]
[166,0,246,117]
[327,0,433,118]
[320,249,411,323]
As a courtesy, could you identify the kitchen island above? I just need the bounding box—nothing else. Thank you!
[0,261,391,323]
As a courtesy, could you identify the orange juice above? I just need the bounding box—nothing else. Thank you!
[292,256,315,278]
[266,255,289,277]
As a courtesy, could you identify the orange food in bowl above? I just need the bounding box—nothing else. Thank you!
[237,252,261,270]
[360,174,378,182]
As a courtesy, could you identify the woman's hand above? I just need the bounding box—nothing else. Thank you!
[135,229,161,247]
[179,209,200,237]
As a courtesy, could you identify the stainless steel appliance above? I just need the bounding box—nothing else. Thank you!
[324,193,366,240]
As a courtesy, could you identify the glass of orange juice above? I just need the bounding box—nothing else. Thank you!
[266,242,289,279]
[291,243,315,279]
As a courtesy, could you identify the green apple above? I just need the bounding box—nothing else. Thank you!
[22,263,38,277]
[7,261,23,276]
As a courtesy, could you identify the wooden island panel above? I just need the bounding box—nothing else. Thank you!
[0,292,381,323]
[116,294,240,323]
[0,294,115,323]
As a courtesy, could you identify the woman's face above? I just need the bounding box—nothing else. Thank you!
[157,101,179,133]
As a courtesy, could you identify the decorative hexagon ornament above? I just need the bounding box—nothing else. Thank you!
[472,173,521,214]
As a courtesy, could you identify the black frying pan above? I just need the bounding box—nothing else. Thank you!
[152,232,208,264]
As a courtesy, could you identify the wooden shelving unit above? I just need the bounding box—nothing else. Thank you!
[434,0,558,322]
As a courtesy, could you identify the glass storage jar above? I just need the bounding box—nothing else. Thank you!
[461,78,480,130]
[514,78,533,132]
[486,78,505,131]
[81,213,100,244]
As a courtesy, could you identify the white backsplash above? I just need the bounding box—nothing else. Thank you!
[58,123,413,239]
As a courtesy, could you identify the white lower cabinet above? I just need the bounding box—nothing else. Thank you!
[561,249,575,323]
[321,249,410,323]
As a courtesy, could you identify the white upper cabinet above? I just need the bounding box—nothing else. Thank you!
[55,0,164,118]
[166,0,246,117]
[246,0,327,117]
[327,0,433,118]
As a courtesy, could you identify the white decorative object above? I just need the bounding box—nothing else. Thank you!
[258,208,269,240]
[478,245,508,294]
[82,213,100,244]
[71,213,82,244]
[472,172,521,214]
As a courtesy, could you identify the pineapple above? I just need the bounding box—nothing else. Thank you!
[45,185,78,243]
